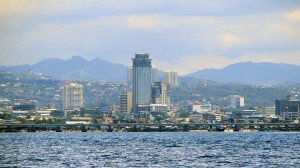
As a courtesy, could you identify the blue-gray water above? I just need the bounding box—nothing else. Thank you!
[1,132,300,167]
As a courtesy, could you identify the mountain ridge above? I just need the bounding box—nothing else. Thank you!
[187,61,300,85]
[1,58,300,85]
[0,56,127,81]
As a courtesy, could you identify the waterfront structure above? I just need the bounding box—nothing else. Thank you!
[275,98,300,120]
[229,95,245,108]
[132,54,152,116]
[63,83,83,110]
[163,70,178,86]
[120,92,132,115]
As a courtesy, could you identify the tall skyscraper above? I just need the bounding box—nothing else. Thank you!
[163,70,178,86]
[63,82,83,110]
[132,54,152,115]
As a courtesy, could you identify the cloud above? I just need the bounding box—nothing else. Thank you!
[0,0,299,75]
[283,8,300,21]
[156,50,300,75]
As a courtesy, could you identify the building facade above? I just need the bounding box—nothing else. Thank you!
[151,82,170,113]
[275,99,300,120]
[152,67,159,82]
[188,103,211,113]
[63,83,83,110]
[151,82,170,105]
[229,95,245,108]
[132,54,152,115]
[120,91,132,115]
[127,67,132,84]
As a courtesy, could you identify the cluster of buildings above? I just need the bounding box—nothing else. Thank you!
[54,54,177,122]
[1,54,300,124]
[121,54,175,120]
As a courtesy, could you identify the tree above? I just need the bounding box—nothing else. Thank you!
[50,110,65,118]
[177,109,189,118]
[0,113,11,120]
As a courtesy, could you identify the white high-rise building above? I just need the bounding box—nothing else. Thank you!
[229,95,245,108]
[164,70,178,86]
[63,83,83,110]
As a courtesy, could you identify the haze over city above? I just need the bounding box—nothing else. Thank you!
[1,0,300,74]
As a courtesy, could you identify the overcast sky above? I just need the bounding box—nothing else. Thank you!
[0,0,300,74]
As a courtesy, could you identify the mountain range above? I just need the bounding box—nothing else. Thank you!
[0,56,127,81]
[1,56,300,85]
[187,62,300,85]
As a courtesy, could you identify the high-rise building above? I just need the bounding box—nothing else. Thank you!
[120,91,132,115]
[151,82,170,106]
[164,70,178,86]
[152,67,159,82]
[229,95,245,108]
[127,67,132,84]
[150,82,170,113]
[236,96,245,108]
[132,54,152,115]
[63,82,83,110]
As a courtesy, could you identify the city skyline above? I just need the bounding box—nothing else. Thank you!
[1,1,300,167]
[0,1,300,74]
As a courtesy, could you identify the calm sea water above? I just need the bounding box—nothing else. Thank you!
[0,132,299,167]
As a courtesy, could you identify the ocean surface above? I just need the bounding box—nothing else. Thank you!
[0,132,300,167]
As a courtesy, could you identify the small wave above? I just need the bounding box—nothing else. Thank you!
[199,155,214,158]
[165,144,181,148]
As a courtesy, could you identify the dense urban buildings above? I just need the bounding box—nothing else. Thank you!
[1,59,300,126]
[63,82,83,110]
[132,54,152,116]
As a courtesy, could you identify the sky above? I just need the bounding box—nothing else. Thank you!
[0,0,300,74]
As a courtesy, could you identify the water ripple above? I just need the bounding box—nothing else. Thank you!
[0,132,300,167]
